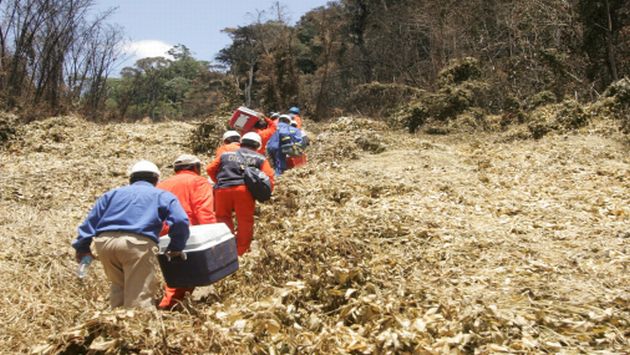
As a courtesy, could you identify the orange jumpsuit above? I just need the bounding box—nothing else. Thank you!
[287,154,308,168]
[255,117,277,155]
[291,114,303,128]
[213,142,240,160]
[207,148,274,255]
[156,170,216,309]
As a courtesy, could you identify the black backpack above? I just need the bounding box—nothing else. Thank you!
[237,151,272,202]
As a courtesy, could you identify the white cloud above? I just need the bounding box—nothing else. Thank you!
[122,40,173,60]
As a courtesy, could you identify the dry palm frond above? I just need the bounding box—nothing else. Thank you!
[0,114,627,354]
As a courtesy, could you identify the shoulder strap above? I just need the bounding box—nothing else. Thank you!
[234,150,246,170]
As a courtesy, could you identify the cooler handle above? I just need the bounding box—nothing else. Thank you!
[162,251,188,262]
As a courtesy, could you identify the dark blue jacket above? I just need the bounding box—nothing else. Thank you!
[213,148,269,189]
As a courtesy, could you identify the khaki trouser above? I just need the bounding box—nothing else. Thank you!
[93,232,159,309]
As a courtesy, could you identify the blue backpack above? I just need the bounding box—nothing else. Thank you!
[278,124,304,157]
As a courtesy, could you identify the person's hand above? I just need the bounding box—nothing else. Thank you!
[166,250,186,260]
[75,251,94,263]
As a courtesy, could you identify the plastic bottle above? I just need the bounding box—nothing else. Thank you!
[77,255,93,279]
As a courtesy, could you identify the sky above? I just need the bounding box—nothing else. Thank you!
[94,0,332,74]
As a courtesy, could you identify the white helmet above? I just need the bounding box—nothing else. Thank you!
[278,114,291,123]
[173,154,201,167]
[241,132,262,147]
[222,130,240,141]
[129,160,160,177]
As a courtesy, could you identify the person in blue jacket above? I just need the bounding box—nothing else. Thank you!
[266,114,304,175]
[71,160,190,309]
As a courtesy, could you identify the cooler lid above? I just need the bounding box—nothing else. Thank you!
[237,106,260,116]
[159,223,234,253]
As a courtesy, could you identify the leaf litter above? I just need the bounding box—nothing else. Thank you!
[0,114,627,354]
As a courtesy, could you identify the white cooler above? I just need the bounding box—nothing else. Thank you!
[157,223,238,288]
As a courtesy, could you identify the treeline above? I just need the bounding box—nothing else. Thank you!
[219,0,629,119]
[1,0,628,122]
[0,0,122,120]
[105,45,238,121]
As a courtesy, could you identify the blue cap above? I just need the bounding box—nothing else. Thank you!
[289,106,300,114]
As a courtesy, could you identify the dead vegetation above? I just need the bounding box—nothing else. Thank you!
[0,112,628,354]
[390,60,629,140]
[594,77,630,134]
[347,83,426,118]
[391,58,494,133]
[0,112,19,146]
[188,116,230,155]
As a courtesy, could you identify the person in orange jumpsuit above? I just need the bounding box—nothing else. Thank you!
[288,106,303,128]
[157,154,216,310]
[254,115,278,155]
[214,130,241,159]
[207,132,274,256]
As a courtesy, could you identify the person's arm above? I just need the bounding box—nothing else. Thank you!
[266,132,279,154]
[256,125,276,154]
[264,116,278,129]
[301,130,310,147]
[155,182,171,236]
[295,127,305,144]
[72,193,109,256]
[213,145,226,160]
[262,123,277,140]
[159,222,170,237]
[260,159,276,190]
[161,193,190,251]
[294,115,303,128]
[192,178,217,224]
[267,132,288,174]
[206,155,222,184]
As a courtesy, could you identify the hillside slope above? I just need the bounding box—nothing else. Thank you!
[0,116,628,353]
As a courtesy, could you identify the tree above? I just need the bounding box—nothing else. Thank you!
[0,0,122,118]
[215,0,628,119]
[218,25,260,106]
[107,44,231,120]
[579,0,629,90]
[217,3,303,111]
